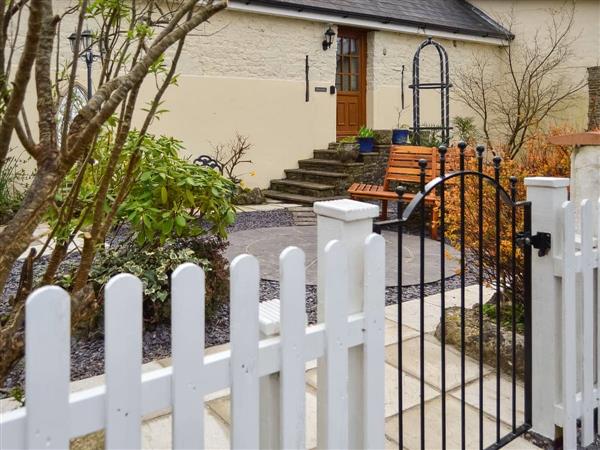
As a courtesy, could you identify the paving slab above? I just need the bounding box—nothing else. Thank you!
[450,373,525,427]
[305,364,438,419]
[384,396,534,450]
[226,226,459,286]
[385,335,491,391]
[207,388,318,449]
[141,408,230,450]
[385,301,441,333]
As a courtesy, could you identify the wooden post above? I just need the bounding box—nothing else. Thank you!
[314,199,379,449]
[524,177,569,440]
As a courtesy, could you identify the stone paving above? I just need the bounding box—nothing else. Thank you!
[0,222,84,260]
[142,285,535,449]
[226,225,460,287]
[0,285,536,449]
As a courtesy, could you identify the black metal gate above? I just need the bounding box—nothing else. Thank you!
[378,143,532,450]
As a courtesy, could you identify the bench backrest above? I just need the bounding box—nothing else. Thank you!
[382,145,439,190]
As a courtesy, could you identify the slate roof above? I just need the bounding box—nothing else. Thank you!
[239,0,512,40]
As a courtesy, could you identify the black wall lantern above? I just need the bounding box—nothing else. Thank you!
[322,26,336,51]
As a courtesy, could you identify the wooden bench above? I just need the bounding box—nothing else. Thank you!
[348,145,440,239]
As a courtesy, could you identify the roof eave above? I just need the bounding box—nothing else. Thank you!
[233,0,513,41]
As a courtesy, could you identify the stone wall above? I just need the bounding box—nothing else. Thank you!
[589,67,600,131]
[357,145,391,186]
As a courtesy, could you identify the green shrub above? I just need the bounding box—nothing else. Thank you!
[452,116,478,144]
[119,133,236,245]
[84,236,229,324]
[49,131,236,246]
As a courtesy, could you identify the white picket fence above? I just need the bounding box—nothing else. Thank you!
[0,235,386,449]
[554,198,600,449]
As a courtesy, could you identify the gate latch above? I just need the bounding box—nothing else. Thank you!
[517,231,551,257]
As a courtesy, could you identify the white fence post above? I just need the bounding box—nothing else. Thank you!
[525,177,569,440]
[314,199,379,449]
[25,287,71,450]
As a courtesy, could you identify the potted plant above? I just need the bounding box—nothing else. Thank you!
[336,137,359,162]
[357,126,375,153]
[392,106,410,145]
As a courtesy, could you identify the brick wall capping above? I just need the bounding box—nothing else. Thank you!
[548,131,600,146]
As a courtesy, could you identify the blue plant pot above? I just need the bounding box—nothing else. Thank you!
[392,129,410,144]
[357,137,375,153]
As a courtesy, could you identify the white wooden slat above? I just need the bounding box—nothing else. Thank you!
[322,240,349,449]
[0,311,372,447]
[171,263,205,449]
[25,287,70,449]
[362,233,386,449]
[580,200,595,446]
[279,246,307,449]
[230,254,260,449]
[105,274,143,449]
[561,200,577,449]
[259,299,281,336]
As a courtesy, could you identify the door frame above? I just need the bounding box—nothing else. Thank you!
[336,26,368,139]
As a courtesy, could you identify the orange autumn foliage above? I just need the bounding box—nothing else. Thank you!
[443,126,573,299]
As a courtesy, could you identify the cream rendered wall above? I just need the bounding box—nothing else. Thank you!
[366,31,501,133]
[7,6,337,189]
[10,2,596,189]
[470,0,600,128]
[366,0,599,141]
[139,10,337,189]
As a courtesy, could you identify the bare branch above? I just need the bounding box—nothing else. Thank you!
[0,0,44,167]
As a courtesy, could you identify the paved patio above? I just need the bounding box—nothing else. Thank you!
[226,225,460,286]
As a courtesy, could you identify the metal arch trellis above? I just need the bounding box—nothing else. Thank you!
[410,37,451,145]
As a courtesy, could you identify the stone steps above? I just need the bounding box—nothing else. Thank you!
[264,142,385,205]
[269,179,336,198]
[288,206,317,226]
[262,190,346,205]
[284,169,349,185]
[298,158,363,174]
[313,149,340,160]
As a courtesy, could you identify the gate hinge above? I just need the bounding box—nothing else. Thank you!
[516,231,551,257]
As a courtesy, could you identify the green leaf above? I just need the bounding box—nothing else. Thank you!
[175,215,186,227]
[160,186,168,204]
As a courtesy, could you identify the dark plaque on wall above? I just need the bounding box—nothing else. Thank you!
[314,87,328,93]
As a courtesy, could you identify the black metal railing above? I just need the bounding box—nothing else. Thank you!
[380,143,532,450]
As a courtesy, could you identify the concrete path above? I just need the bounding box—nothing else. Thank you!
[226,225,460,286]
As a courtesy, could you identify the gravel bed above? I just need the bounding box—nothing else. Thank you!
[2,206,480,396]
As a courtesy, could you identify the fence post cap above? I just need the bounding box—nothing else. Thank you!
[524,177,570,188]
[314,199,379,222]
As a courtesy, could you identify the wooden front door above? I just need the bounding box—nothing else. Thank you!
[336,27,367,138]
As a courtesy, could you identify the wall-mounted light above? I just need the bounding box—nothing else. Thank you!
[322,26,336,51]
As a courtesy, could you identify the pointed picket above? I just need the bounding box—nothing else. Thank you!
[25,287,70,450]
[322,240,349,450]
[230,254,260,449]
[362,234,386,449]
[579,200,595,446]
[105,274,143,449]
[171,263,205,449]
[279,246,307,449]
[560,201,577,449]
